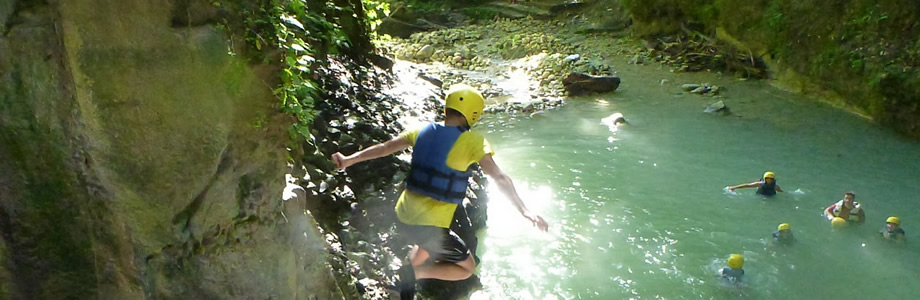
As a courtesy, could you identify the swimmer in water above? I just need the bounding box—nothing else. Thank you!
[773,223,795,245]
[721,254,745,283]
[880,216,905,242]
[824,192,865,224]
[727,171,784,196]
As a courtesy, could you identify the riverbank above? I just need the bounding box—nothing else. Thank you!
[622,0,920,138]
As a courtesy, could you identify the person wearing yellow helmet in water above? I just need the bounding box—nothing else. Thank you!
[331,85,549,299]
[880,216,905,241]
[727,171,784,196]
[824,192,865,224]
[721,254,745,283]
[772,223,795,245]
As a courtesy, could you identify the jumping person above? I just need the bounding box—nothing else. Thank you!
[330,85,548,299]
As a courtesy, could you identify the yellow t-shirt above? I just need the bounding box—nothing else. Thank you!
[395,125,494,228]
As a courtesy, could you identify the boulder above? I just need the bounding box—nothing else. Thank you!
[562,72,620,96]
[704,100,729,114]
[377,17,427,38]
[415,45,435,59]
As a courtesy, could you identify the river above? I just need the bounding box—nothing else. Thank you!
[470,59,920,299]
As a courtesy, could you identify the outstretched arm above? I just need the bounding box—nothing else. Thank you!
[479,154,549,232]
[727,182,759,191]
[824,204,837,219]
[331,136,410,171]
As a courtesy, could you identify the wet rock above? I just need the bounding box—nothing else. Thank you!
[709,85,721,95]
[418,72,443,87]
[562,72,621,96]
[522,103,535,113]
[290,164,307,180]
[704,100,729,114]
[681,83,701,91]
[564,54,581,63]
[683,83,721,96]
[282,183,306,202]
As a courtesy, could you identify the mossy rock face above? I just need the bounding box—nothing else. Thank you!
[0,0,345,298]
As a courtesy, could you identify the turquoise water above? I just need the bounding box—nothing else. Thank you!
[471,63,920,299]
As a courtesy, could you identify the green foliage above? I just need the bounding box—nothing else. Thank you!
[274,3,319,139]
[766,11,783,29]
[214,0,376,141]
[362,0,390,37]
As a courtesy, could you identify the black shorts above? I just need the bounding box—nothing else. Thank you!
[397,223,470,264]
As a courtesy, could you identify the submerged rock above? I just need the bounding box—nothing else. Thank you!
[690,86,708,94]
[704,100,729,114]
[562,72,621,96]
[681,83,701,91]
[682,83,721,96]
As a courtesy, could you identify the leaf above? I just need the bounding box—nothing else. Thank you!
[281,15,305,31]
[290,0,305,16]
[297,54,315,65]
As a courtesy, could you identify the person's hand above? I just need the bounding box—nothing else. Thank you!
[523,212,549,232]
[331,152,348,171]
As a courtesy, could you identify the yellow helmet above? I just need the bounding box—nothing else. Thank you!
[763,172,775,179]
[887,216,900,225]
[831,217,847,227]
[444,85,485,127]
[728,254,744,269]
[778,223,791,231]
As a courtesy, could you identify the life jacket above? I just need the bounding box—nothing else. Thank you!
[722,267,744,281]
[832,200,862,222]
[773,231,794,244]
[405,123,471,204]
[881,227,905,238]
[756,180,777,196]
